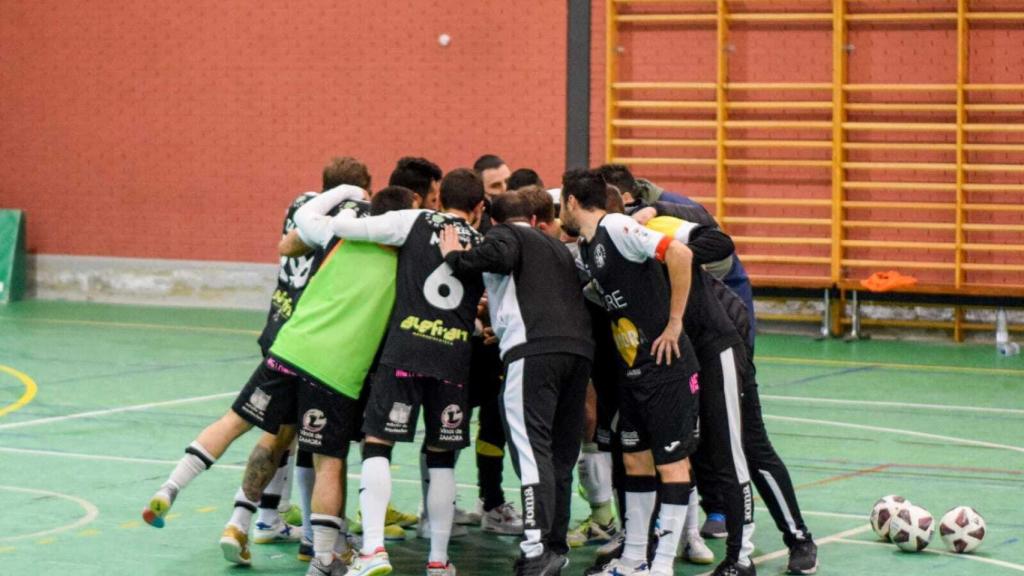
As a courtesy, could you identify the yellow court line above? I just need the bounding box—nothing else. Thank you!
[0,316,260,336]
[758,354,1024,377]
[0,365,37,418]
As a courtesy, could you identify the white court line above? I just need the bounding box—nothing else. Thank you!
[759,506,863,521]
[0,485,100,542]
[0,391,237,431]
[761,394,1024,416]
[764,414,1024,455]
[0,446,503,492]
[835,537,1024,573]
[696,524,874,576]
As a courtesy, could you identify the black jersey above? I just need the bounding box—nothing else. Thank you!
[578,213,699,383]
[258,192,317,354]
[443,223,594,364]
[329,209,485,383]
[258,196,369,355]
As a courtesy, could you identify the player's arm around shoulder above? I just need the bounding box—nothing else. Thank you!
[440,223,518,276]
[293,185,367,248]
[329,208,425,246]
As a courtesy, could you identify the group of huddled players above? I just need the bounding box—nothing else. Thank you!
[141,155,820,576]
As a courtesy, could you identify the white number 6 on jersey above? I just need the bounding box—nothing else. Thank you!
[424,263,464,310]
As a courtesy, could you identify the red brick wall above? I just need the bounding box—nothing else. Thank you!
[0,1,566,261]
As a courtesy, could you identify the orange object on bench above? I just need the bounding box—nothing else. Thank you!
[860,271,918,293]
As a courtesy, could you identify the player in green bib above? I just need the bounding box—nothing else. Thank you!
[276,184,416,576]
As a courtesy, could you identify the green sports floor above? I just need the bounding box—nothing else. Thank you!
[1,300,1022,575]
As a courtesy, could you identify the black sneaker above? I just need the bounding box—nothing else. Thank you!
[787,539,818,575]
[586,534,624,574]
[712,559,757,576]
[514,550,569,576]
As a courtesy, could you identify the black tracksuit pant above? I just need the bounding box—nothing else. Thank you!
[691,344,756,564]
[699,355,812,547]
[500,353,591,557]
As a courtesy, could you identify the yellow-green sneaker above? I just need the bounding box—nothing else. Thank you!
[142,487,176,528]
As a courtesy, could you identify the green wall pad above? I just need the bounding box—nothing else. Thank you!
[0,210,26,303]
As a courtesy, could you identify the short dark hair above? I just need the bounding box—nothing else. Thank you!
[490,191,533,223]
[507,168,544,191]
[516,185,555,223]
[388,157,442,198]
[562,168,607,211]
[370,186,416,216]
[323,157,371,191]
[597,164,637,196]
[440,168,485,213]
[473,154,506,173]
[605,184,625,214]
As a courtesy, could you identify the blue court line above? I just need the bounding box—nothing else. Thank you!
[781,365,876,386]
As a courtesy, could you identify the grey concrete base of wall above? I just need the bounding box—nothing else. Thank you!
[22,254,1023,346]
[27,254,277,310]
[755,298,1024,344]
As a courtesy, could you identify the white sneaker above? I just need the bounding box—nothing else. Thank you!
[425,560,457,575]
[481,501,524,535]
[454,501,481,526]
[307,555,347,576]
[679,529,714,564]
[416,513,469,539]
[344,547,392,576]
[592,558,650,576]
[253,518,303,544]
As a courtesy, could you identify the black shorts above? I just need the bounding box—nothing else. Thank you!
[617,371,700,465]
[232,357,300,434]
[362,366,470,450]
[469,337,503,408]
[297,379,365,459]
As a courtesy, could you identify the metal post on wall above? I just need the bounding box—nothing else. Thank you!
[566,0,590,170]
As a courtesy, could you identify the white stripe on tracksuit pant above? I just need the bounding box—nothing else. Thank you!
[501,354,590,559]
[693,345,756,565]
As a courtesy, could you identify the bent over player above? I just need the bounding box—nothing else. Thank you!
[562,170,700,576]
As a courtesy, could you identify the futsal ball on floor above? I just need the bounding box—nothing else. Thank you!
[939,506,986,554]
[870,495,910,541]
[889,504,934,552]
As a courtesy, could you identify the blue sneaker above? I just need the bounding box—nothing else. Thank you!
[701,513,727,539]
[298,537,314,562]
[254,518,302,543]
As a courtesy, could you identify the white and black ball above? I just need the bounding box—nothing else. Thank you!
[889,504,935,552]
[870,494,910,541]
[939,506,986,554]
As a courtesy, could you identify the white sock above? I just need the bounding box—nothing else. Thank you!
[311,513,341,565]
[622,487,657,564]
[427,466,456,564]
[296,463,315,542]
[579,443,613,505]
[419,451,429,519]
[359,456,392,555]
[684,488,701,532]
[257,450,290,526]
[164,441,215,495]
[229,488,258,532]
[651,503,688,574]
